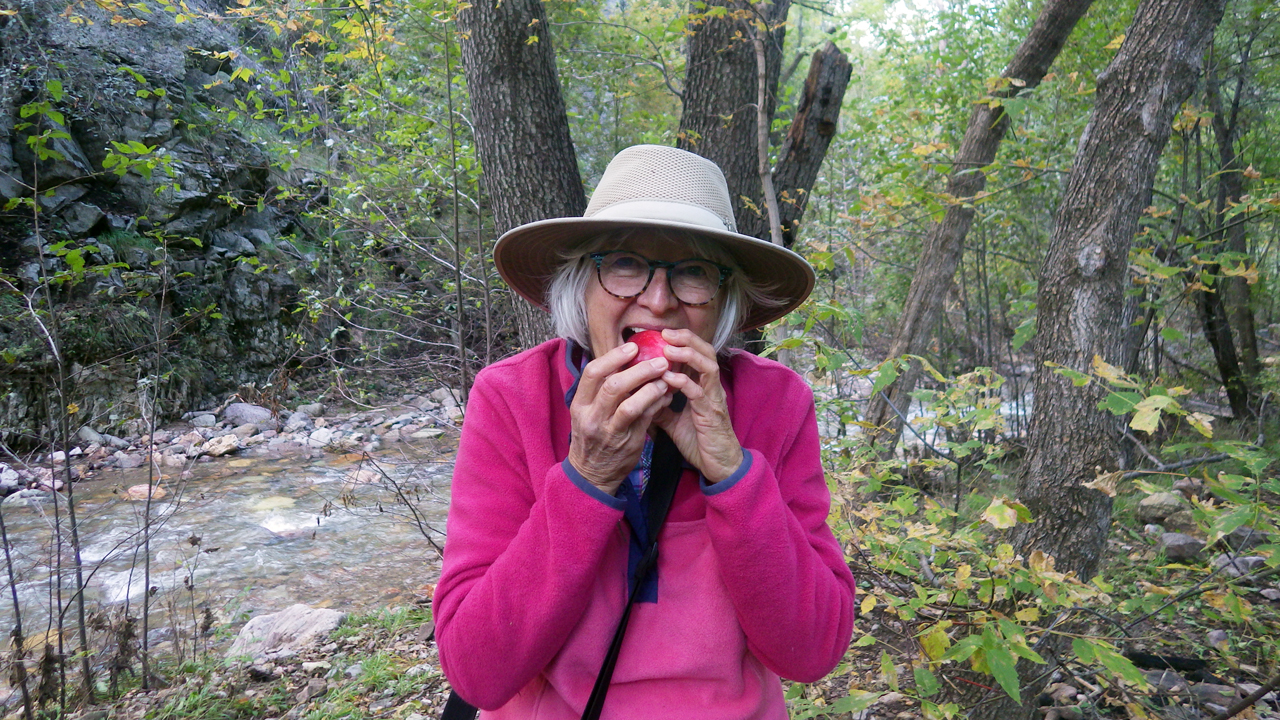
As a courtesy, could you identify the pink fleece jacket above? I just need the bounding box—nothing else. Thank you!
[434,339,855,719]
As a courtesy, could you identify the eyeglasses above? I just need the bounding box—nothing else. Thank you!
[590,251,732,306]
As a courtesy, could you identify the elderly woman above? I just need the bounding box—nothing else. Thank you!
[434,145,855,720]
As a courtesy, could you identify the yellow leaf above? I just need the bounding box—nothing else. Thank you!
[1083,470,1122,498]
[1104,34,1125,50]
[920,624,952,661]
[1029,550,1055,573]
[1015,607,1040,622]
[861,594,877,616]
[1138,581,1173,596]
[525,34,539,44]
[67,402,80,414]
[1091,355,1127,384]
[1187,412,1214,438]
[982,497,1018,529]
[911,144,934,156]
[955,564,972,582]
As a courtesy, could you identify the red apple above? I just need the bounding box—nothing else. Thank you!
[627,330,670,367]
[625,329,684,374]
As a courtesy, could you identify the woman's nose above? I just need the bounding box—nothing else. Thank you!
[638,268,679,313]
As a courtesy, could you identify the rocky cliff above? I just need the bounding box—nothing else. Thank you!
[0,0,317,446]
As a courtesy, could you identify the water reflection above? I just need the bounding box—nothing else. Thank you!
[0,449,451,634]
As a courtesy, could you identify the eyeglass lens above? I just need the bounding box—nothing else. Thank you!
[597,252,722,305]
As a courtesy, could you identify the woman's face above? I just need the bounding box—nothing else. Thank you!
[585,234,722,360]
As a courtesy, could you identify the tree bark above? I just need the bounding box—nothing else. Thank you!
[677,0,790,235]
[863,0,1095,450]
[974,0,1227,716]
[764,41,852,249]
[456,0,586,349]
[1206,42,1260,378]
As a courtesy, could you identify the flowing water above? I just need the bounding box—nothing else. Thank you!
[0,447,452,643]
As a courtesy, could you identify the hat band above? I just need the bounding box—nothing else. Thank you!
[587,200,729,232]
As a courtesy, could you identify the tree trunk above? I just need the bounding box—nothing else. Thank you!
[975,0,1228,716]
[864,0,1095,450]
[1206,44,1260,379]
[763,41,852,249]
[456,0,586,350]
[1194,279,1252,419]
[677,0,790,235]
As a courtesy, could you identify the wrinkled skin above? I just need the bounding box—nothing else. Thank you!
[567,236,744,494]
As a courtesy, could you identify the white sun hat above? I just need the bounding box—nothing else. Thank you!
[492,144,816,331]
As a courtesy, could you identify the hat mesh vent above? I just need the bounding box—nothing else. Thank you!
[584,146,738,232]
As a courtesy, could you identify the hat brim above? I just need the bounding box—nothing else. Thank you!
[494,217,816,331]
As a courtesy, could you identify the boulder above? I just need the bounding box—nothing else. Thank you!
[222,403,273,427]
[1211,554,1266,578]
[1221,526,1269,551]
[191,414,217,428]
[230,423,259,439]
[1136,492,1187,524]
[59,202,105,237]
[296,403,326,417]
[1159,533,1204,562]
[226,604,346,662]
[77,426,104,445]
[307,428,334,447]
[201,434,240,457]
[282,411,314,433]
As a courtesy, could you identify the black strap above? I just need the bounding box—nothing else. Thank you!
[440,431,684,720]
[580,430,682,720]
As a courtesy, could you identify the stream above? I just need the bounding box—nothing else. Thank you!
[0,447,452,645]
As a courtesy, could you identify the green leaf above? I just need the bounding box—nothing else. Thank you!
[880,651,899,692]
[828,691,883,714]
[981,497,1020,529]
[1052,366,1090,386]
[1073,637,1096,664]
[983,634,1021,703]
[46,79,64,102]
[1095,644,1146,686]
[1011,316,1036,351]
[1098,391,1142,415]
[914,667,940,697]
[1160,327,1185,342]
[871,359,899,397]
[853,634,876,647]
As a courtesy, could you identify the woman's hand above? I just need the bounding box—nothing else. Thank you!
[653,329,744,484]
[568,342,673,495]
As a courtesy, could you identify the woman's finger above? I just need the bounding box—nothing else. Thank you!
[574,342,639,407]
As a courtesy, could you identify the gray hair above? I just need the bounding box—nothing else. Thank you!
[547,229,780,353]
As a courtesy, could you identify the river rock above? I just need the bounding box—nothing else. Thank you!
[307,428,334,447]
[282,411,314,433]
[430,388,459,408]
[102,433,130,450]
[1211,554,1266,578]
[223,403,274,428]
[191,414,217,428]
[115,452,144,469]
[126,484,167,501]
[0,464,20,494]
[226,604,346,662]
[296,403,326,417]
[1221,526,1269,551]
[77,426,104,445]
[201,434,240,457]
[1136,492,1187,524]
[60,202,105,237]
[1163,510,1196,533]
[1159,533,1204,562]
[230,423,259,439]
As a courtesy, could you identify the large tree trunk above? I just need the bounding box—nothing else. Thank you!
[676,0,790,235]
[759,41,852,249]
[975,0,1227,716]
[456,0,586,350]
[863,0,1095,450]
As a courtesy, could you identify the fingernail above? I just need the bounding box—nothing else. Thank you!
[650,358,668,370]
[655,381,668,393]
[623,342,636,353]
